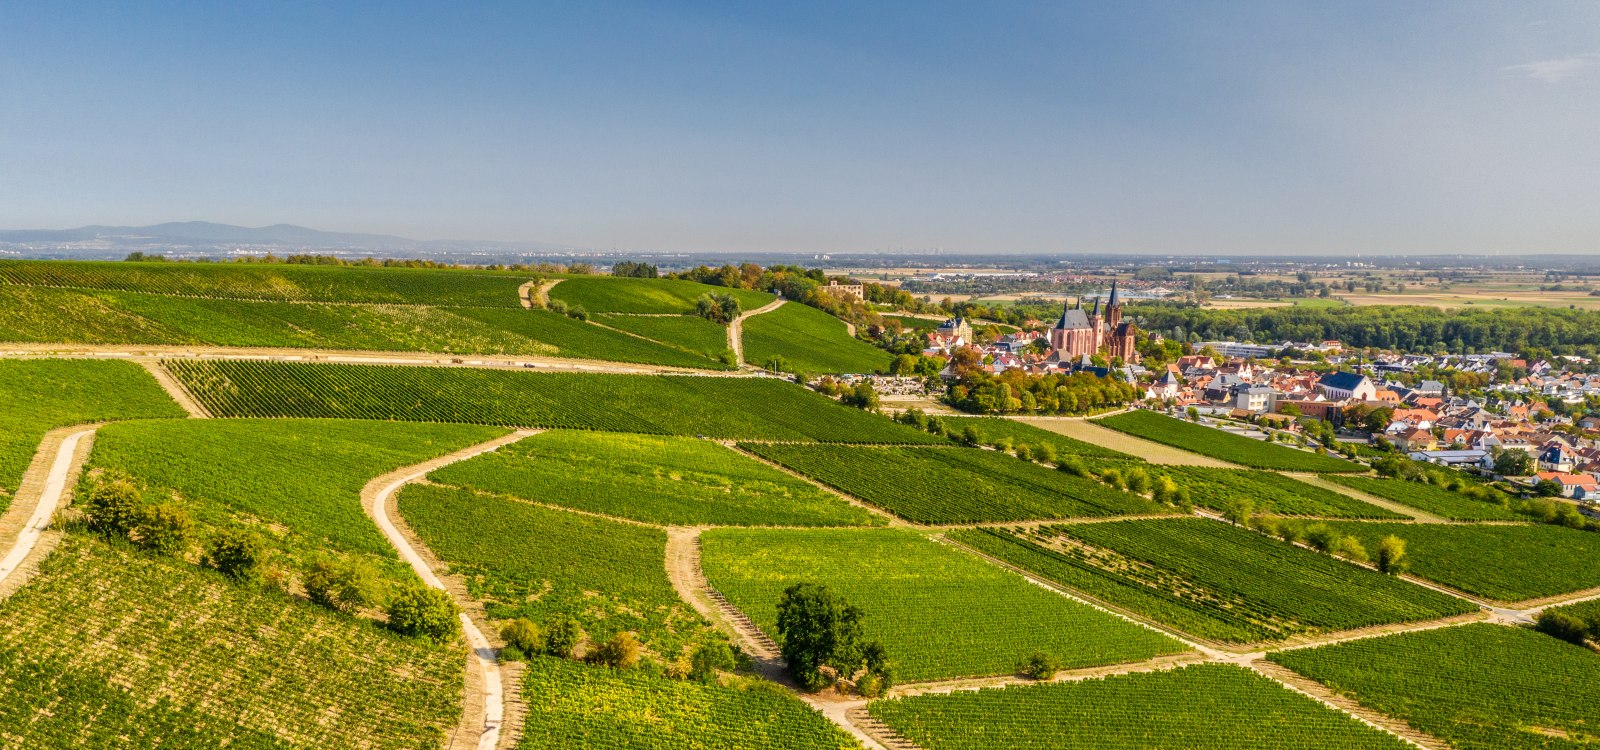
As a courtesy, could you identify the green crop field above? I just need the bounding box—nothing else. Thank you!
[430,430,880,527]
[1094,411,1363,472]
[597,313,735,362]
[516,657,856,750]
[0,534,462,749]
[452,307,729,368]
[741,302,891,374]
[741,444,1172,524]
[165,359,941,443]
[951,519,1475,643]
[1545,597,1600,625]
[869,664,1410,750]
[941,417,1139,460]
[1270,624,1600,750]
[398,484,715,659]
[1324,476,1524,521]
[0,359,185,510]
[1162,467,1404,519]
[700,528,1185,682]
[549,277,773,314]
[0,258,528,306]
[1322,521,1600,602]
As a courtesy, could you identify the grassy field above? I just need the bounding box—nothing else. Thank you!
[1270,624,1600,750]
[1322,522,1600,602]
[1162,467,1405,519]
[0,359,185,509]
[741,444,1172,524]
[700,528,1186,682]
[549,277,773,314]
[742,302,891,374]
[870,664,1409,750]
[430,431,881,527]
[166,359,941,443]
[951,520,1475,643]
[1094,411,1363,472]
[941,417,1139,460]
[1324,476,1523,521]
[516,657,857,750]
[398,484,716,660]
[0,534,462,749]
[597,313,735,362]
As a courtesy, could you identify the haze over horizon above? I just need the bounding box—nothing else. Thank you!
[3,1,1598,255]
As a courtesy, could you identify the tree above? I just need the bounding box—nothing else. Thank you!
[775,583,886,692]
[586,632,642,669]
[840,382,879,410]
[1535,611,1591,646]
[1492,448,1534,476]
[1375,535,1408,574]
[546,618,584,658]
[1186,407,1200,422]
[81,475,144,537]
[1023,651,1061,680]
[304,557,379,614]
[386,585,459,642]
[611,261,658,278]
[1222,497,1253,526]
[695,293,742,325]
[1535,479,1564,497]
[130,502,192,556]
[205,528,265,581]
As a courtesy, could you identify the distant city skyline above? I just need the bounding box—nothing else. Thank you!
[3,1,1598,255]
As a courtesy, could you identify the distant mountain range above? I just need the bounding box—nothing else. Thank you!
[0,222,585,260]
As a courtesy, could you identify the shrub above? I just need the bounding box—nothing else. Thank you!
[1375,535,1408,574]
[565,305,589,321]
[1303,523,1336,552]
[586,632,642,669]
[131,502,193,557]
[1332,535,1368,564]
[1033,444,1057,465]
[204,528,265,581]
[1222,497,1253,527]
[546,618,584,658]
[1124,467,1151,495]
[1057,457,1088,477]
[304,558,379,615]
[386,585,459,642]
[81,475,143,536]
[689,641,736,682]
[500,618,545,660]
[1023,651,1061,680]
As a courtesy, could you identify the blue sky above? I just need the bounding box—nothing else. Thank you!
[2,1,1597,254]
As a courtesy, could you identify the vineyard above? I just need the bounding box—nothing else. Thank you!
[741,302,891,375]
[597,313,736,363]
[1322,521,1600,602]
[397,483,720,659]
[452,307,729,368]
[940,416,1139,460]
[951,519,1475,643]
[1094,411,1364,472]
[700,528,1185,682]
[548,276,774,314]
[869,664,1411,750]
[0,258,530,306]
[1161,467,1405,519]
[430,430,881,527]
[0,359,185,508]
[164,359,941,443]
[1270,624,1600,750]
[1324,475,1524,521]
[0,534,462,749]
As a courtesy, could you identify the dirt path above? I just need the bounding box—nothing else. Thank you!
[729,298,785,367]
[138,360,211,418]
[0,426,97,600]
[362,430,538,750]
[516,281,535,309]
[532,278,562,307]
[1287,473,1442,522]
[1012,418,1239,467]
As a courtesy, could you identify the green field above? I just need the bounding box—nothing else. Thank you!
[870,664,1409,750]
[597,313,735,362]
[0,258,529,306]
[700,528,1185,682]
[1270,624,1600,750]
[398,484,714,659]
[452,307,728,368]
[516,657,856,750]
[951,520,1475,643]
[1545,597,1600,626]
[430,431,880,527]
[165,359,941,443]
[1325,476,1523,521]
[1323,522,1600,602]
[1094,411,1363,472]
[1162,467,1404,519]
[549,277,773,314]
[941,417,1139,460]
[742,302,891,374]
[741,444,1171,524]
[0,534,461,749]
[0,359,185,509]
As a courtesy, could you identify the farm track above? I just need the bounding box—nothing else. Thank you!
[1012,418,1239,467]
[361,430,539,750]
[138,360,211,418]
[531,278,561,307]
[730,298,786,367]
[0,425,97,600]
[516,281,535,309]
[1288,473,1443,522]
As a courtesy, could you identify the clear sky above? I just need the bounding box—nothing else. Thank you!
[2,1,1597,254]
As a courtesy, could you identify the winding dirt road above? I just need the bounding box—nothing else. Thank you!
[0,426,97,599]
[729,298,786,367]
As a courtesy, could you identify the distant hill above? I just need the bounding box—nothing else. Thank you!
[0,222,584,260]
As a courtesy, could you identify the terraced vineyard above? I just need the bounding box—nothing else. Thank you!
[741,444,1173,523]
[0,534,462,749]
[430,430,880,527]
[1270,624,1600,750]
[1325,475,1523,521]
[1095,411,1363,472]
[941,416,1139,460]
[869,664,1411,750]
[0,359,185,509]
[741,302,891,375]
[517,657,857,749]
[1161,467,1404,519]
[1323,521,1600,602]
[951,519,1475,643]
[597,313,735,362]
[700,528,1186,682]
[453,307,729,368]
[548,276,773,314]
[165,359,940,443]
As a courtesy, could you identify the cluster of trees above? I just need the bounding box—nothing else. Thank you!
[813,378,880,410]
[1536,609,1600,648]
[776,584,893,696]
[694,293,742,325]
[122,251,598,274]
[543,297,590,321]
[944,362,1140,415]
[611,261,658,278]
[1246,513,1410,573]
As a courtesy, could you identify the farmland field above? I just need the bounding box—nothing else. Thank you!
[942,416,1139,460]
[1270,624,1600,750]
[516,657,857,750]
[430,430,881,527]
[700,528,1186,682]
[597,313,735,362]
[549,277,774,314]
[742,302,891,374]
[165,359,941,443]
[1322,521,1600,602]
[951,519,1475,643]
[1545,597,1600,625]
[451,307,728,368]
[869,664,1410,750]
[1094,411,1363,472]
[1324,476,1523,521]
[741,444,1173,524]
[0,359,185,509]
[0,533,461,749]
[1162,467,1405,519]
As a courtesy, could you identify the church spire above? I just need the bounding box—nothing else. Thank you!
[1108,280,1120,308]
[1091,295,1101,317]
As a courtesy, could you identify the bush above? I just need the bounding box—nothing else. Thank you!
[204,528,265,581]
[1304,523,1336,552]
[1056,457,1088,477]
[1375,535,1408,574]
[565,305,589,321]
[131,502,192,557]
[81,475,143,536]
[1023,651,1061,680]
[1222,497,1253,527]
[1536,611,1591,646]
[1331,535,1369,564]
[499,618,545,660]
[689,641,736,682]
[386,585,459,642]
[856,672,885,697]
[546,618,584,658]
[304,558,379,614]
[585,632,642,669]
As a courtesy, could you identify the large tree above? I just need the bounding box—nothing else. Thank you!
[775,583,888,692]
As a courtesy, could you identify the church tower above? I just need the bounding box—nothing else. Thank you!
[1105,281,1122,330]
